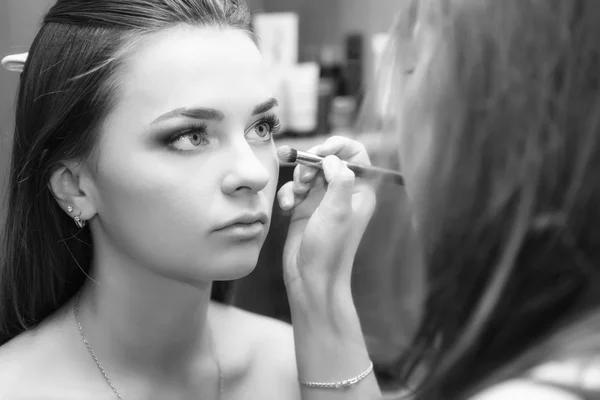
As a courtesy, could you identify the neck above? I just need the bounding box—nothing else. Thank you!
[76,248,217,378]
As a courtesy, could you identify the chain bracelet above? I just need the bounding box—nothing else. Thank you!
[300,361,374,389]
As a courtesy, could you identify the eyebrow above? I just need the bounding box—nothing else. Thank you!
[152,107,225,124]
[252,98,278,115]
[152,97,278,124]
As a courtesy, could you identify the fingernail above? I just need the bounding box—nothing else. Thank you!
[281,197,293,209]
[295,182,309,192]
[301,170,313,180]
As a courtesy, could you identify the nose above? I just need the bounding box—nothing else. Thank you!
[221,138,271,196]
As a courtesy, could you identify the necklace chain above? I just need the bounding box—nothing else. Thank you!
[73,292,223,399]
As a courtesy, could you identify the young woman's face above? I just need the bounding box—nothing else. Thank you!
[88,26,279,282]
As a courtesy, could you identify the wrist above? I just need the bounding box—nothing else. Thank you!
[287,279,364,341]
[288,289,374,392]
[284,261,353,304]
[285,271,380,398]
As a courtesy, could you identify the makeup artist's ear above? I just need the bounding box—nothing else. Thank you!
[49,161,97,219]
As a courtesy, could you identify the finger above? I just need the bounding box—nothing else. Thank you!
[312,173,326,190]
[299,165,319,183]
[293,180,311,195]
[278,174,327,211]
[292,164,315,195]
[297,145,322,183]
[319,155,355,221]
[277,182,296,211]
[315,136,371,165]
[288,174,326,223]
[293,164,311,190]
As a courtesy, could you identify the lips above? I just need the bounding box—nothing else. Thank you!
[214,212,269,231]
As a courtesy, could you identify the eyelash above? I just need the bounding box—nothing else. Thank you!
[166,123,208,149]
[165,113,281,151]
[251,113,281,137]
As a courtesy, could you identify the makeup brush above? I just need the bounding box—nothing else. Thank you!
[277,145,404,185]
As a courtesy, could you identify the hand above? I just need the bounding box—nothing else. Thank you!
[277,136,377,297]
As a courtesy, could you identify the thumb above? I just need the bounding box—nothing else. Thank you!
[319,155,355,223]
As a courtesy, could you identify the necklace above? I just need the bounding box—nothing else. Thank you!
[73,292,224,399]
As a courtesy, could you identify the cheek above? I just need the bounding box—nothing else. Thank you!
[95,153,204,221]
[259,144,279,203]
[90,141,222,265]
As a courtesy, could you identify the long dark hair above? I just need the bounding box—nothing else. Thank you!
[0,0,253,346]
[371,0,600,397]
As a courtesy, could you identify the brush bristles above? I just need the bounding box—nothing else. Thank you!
[276,146,298,163]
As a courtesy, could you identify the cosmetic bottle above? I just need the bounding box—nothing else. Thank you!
[344,33,364,109]
[316,45,342,136]
[252,12,300,137]
[284,62,320,136]
[328,34,365,135]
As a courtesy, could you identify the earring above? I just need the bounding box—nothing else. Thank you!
[73,213,87,229]
[67,205,86,228]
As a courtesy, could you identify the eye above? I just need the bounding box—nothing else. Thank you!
[245,114,281,142]
[255,122,271,138]
[168,127,210,151]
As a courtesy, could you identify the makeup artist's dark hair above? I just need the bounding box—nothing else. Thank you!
[369,0,600,398]
[0,0,253,346]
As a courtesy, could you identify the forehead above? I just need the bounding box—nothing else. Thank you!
[116,25,270,115]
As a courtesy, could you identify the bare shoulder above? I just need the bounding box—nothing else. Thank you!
[470,379,582,400]
[211,302,295,359]
[238,306,294,350]
[0,329,45,392]
[211,303,299,399]
[0,307,103,399]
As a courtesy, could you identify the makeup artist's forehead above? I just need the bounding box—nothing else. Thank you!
[116,25,271,119]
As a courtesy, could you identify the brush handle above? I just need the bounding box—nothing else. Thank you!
[293,151,404,186]
[344,161,405,185]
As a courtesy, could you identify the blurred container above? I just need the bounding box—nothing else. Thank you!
[329,95,356,135]
[263,68,288,137]
[316,45,342,135]
[252,12,300,136]
[344,33,364,108]
[371,33,393,130]
[284,62,320,135]
[252,12,299,67]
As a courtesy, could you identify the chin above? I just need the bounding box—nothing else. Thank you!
[171,259,257,287]
[211,247,262,280]
[215,260,258,280]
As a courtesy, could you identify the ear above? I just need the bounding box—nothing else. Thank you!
[48,161,97,221]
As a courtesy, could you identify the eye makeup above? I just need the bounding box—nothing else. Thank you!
[245,113,281,141]
[152,100,281,152]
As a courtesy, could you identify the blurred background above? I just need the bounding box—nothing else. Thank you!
[0,0,423,394]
